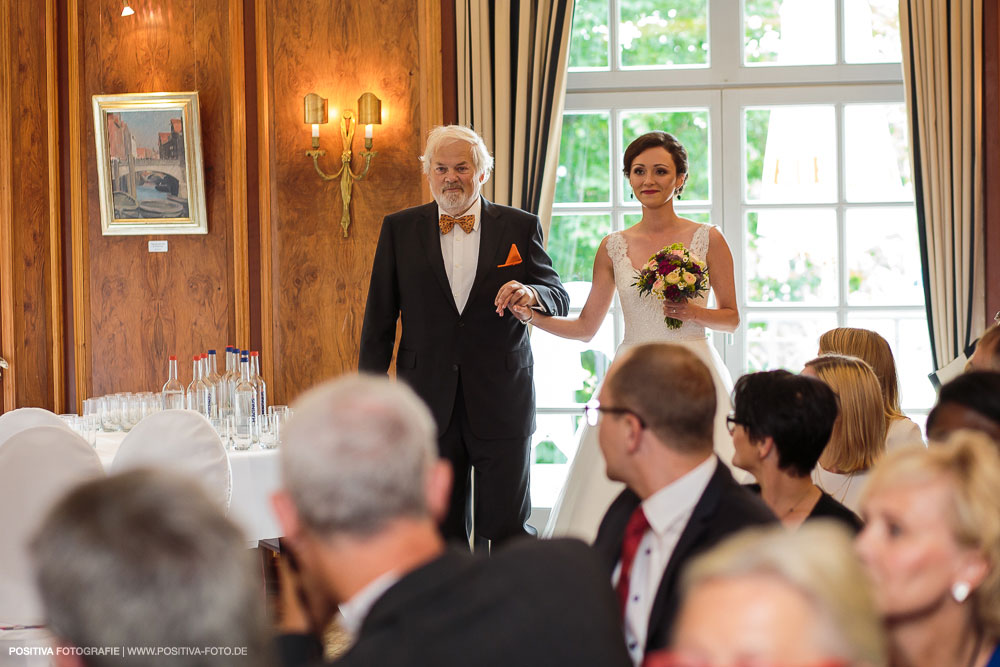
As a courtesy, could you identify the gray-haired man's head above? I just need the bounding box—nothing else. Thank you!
[31,468,270,667]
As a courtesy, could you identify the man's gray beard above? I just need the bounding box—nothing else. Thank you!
[435,189,474,212]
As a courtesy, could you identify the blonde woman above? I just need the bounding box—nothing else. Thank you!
[664,523,885,667]
[857,431,1000,667]
[802,354,886,512]
[819,328,924,451]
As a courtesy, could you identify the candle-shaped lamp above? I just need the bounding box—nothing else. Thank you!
[303,92,328,150]
[357,92,382,150]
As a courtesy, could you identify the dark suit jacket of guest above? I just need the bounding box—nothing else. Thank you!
[592,459,777,655]
[276,539,633,667]
[358,198,569,440]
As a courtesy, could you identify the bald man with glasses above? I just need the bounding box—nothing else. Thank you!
[588,342,775,666]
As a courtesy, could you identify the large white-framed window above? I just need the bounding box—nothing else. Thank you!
[530,0,927,510]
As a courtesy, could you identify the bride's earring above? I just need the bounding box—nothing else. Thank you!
[952,581,971,603]
[629,191,634,199]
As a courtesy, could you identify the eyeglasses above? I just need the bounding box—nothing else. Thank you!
[583,399,646,428]
[725,414,747,436]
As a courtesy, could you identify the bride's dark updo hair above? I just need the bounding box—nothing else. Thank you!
[623,131,689,196]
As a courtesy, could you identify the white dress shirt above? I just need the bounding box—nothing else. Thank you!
[613,456,717,665]
[338,570,400,637]
[438,199,482,314]
[437,198,545,316]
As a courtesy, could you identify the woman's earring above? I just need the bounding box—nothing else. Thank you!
[952,581,971,603]
[630,191,634,199]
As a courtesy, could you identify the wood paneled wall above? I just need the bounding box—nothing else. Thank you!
[0,0,63,411]
[69,0,247,401]
[1,0,440,411]
[259,0,438,404]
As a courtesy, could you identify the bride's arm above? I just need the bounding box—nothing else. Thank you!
[667,227,740,333]
[510,236,616,342]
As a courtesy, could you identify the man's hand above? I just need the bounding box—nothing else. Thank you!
[275,550,337,637]
[495,281,537,316]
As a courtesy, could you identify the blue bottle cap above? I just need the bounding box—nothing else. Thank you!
[208,349,217,355]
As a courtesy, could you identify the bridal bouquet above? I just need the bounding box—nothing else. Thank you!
[633,242,710,329]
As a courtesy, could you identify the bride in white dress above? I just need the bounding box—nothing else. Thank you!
[512,131,740,542]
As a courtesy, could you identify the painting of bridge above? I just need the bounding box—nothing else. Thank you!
[93,92,207,235]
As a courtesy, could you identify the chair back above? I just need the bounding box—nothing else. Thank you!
[111,409,232,511]
[0,408,74,450]
[0,426,104,627]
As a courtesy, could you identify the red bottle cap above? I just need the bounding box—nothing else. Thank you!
[169,355,177,361]
[250,351,259,356]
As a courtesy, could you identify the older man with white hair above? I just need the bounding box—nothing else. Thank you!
[272,374,631,667]
[30,469,271,667]
[359,125,569,548]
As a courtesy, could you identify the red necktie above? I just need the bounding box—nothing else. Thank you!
[616,505,650,617]
[439,214,475,235]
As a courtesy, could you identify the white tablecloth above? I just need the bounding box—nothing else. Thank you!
[95,432,282,544]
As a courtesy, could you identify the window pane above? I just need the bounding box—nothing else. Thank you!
[569,0,610,70]
[746,106,837,203]
[846,207,924,306]
[556,113,611,204]
[619,0,708,68]
[533,314,616,407]
[845,104,913,202]
[844,0,902,64]
[846,313,935,410]
[746,209,838,305]
[548,214,611,307]
[744,0,836,66]
[531,414,584,507]
[622,109,710,202]
[746,313,838,372]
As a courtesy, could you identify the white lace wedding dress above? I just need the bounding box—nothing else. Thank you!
[542,223,736,542]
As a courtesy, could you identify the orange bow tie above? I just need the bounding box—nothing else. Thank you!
[439,214,475,235]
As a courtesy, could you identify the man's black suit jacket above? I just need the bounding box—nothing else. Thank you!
[358,198,569,439]
[276,539,633,667]
[592,459,777,654]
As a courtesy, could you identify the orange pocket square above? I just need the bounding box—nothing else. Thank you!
[498,244,523,268]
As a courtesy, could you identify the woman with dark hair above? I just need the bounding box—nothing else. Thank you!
[731,370,862,532]
[517,132,740,541]
[926,371,1000,443]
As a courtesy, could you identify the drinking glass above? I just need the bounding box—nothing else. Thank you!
[120,393,141,432]
[139,392,158,420]
[101,394,121,432]
[267,405,291,448]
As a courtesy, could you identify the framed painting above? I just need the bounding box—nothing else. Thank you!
[92,92,208,235]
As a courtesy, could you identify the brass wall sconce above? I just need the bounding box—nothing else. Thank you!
[304,92,381,238]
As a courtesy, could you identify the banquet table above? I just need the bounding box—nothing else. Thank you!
[95,432,282,544]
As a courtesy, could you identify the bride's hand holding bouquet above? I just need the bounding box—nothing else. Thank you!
[633,242,709,329]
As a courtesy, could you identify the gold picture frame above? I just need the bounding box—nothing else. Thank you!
[92,92,208,235]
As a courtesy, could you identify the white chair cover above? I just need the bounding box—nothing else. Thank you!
[111,409,232,511]
[0,408,74,450]
[0,627,57,667]
[0,426,104,628]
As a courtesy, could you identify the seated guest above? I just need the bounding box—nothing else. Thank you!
[590,343,776,665]
[730,370,862,533]
[968,323,1000,372]
[30,469,272,666]
[926,371,1000,443]
[803,354,887,513]
[661,523,885,667]
[819,327,924,450]
[271,375,631,667]
[857,431,1000,667]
